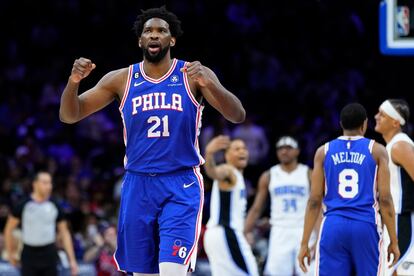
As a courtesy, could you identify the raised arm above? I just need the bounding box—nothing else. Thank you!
[59,57,127,124]
[182,61,245,123]
[204,135,232,180]
[298,146,325,273]
[244,171,270,235]
[373,142,400,268]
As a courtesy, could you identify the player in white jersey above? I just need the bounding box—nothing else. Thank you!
[203,135,259,276]
[245,136,317,275]
[375,99,414,276]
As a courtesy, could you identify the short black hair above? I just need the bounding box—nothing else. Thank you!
[340,103,367,130]
[389,99,410,124]
[132,6,183,38]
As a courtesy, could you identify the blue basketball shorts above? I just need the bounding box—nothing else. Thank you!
[315,215,382,276]
[114,168,204,274]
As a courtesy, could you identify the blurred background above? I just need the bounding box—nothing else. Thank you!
[0,0,413,275]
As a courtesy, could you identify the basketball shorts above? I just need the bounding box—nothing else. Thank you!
[264,225,315,276]
[315,215,382,276]
[114,168,204,274]
[382,212,414,276]
[204,225,259,276]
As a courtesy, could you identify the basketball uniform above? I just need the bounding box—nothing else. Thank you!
[317,136,382,276]
[264,163,314,276]
[382,133,414,276]
[115,59,205,273]
[204,168,259,276]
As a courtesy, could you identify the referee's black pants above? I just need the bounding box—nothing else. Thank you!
[21,243,58,276]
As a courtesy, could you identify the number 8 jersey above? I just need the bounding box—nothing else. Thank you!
[323,136,380,225]
[119,59,205,173]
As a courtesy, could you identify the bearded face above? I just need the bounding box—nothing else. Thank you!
[139,18,175,63]
[142,44,170,63]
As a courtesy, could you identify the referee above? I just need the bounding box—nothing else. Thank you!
[4,171,78,276]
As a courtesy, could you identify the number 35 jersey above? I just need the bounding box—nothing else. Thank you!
[323,136,379,225]
[269,163,310,227]
[119,59,205,174]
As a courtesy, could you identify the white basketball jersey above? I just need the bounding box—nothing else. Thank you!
[269,163,310,227]
[207,168,247,231]
[386,132,414,214]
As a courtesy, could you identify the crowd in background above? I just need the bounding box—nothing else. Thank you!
[1,0,413,274]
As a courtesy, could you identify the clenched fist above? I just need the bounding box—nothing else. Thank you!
[180,61,215,88]
[70,57,96,83]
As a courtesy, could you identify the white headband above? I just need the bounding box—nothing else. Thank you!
[380,100,406,126]
[276,136,299,149]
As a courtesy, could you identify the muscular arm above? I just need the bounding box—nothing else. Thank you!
[183,62,245,123]
[244,171,270,234]
[204,135,231,181]
[59,58,127,124]
[391,141,414,181]
[301,146,325,247]
[373,142,400,266]
[4,215,20,265]
[307,168,322,239]
[298,146,325,272]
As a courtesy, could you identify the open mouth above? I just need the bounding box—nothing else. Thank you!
[238,156,247,162]
[148,42,161,54]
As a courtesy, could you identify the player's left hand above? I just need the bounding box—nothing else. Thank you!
[388,241,400,268]
[70,259,79,276]
[180,61,214,88]
[298,244,311,273]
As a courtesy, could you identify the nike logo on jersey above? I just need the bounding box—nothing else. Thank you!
[183,181,195,188]
[134,81,146,87]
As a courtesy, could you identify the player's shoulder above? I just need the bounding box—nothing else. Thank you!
[99,67,130,91]
[371,140,387,159]
[105,67,130,79]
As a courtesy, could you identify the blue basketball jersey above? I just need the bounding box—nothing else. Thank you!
[323,136,379,225]
[119,59,205,173]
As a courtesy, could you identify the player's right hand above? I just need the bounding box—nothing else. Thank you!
[244,231,255,246]
[70,57,96,83]
[8,256,18,267]
[298,244,311,273]
[388,241,400,268]
[205,135,230,155]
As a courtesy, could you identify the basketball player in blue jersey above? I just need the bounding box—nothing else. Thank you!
[59,6,245,276]
[375,99,414,276]
[298,103,400,276]
[203,135,259,276]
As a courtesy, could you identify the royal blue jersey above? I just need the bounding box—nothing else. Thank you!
[119,59,205,173]
[323,136,380,225]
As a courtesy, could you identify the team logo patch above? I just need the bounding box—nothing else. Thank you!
[172,239,187,258]
[170,74,179,83]
[134,72,139,79]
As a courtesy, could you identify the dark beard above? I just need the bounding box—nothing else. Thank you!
[143,45,170,63]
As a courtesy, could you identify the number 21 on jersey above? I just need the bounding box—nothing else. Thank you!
[147,115,170,138]
[338,168,359,198]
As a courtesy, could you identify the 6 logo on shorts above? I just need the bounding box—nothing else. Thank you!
[172,239,187,259]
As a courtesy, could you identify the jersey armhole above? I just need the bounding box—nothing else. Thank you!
[368,139,375,153]
[118,65,133,111]
[183,62,202,108]
[324,142,329,154]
